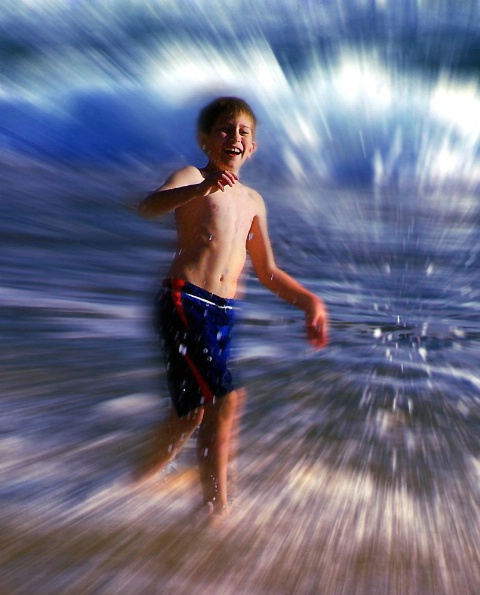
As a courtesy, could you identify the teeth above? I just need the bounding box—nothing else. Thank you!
[226,147,242,155]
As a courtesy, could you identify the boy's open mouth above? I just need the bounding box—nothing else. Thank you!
[225,147,243,156]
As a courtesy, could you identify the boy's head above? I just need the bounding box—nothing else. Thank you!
[197,97,257,137]
[197,97,257,173]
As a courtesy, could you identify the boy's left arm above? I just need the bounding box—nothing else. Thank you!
[247,195,328,349]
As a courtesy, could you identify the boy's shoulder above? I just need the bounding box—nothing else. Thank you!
[238,179,261,199]
[241,183,266,213]
[179,165,202,177]
[166,165,203,186]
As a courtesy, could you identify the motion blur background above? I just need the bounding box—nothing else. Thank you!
[2,1,480,594]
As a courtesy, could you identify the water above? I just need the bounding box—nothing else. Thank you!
[2,1,480,593]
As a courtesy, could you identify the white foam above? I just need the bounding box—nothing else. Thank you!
[95,393,157,417]
[0,285,140,319]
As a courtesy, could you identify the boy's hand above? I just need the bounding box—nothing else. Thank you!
[305,298,328,349]
[199,170,238,195]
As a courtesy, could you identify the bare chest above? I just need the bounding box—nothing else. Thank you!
[178,187,255,242]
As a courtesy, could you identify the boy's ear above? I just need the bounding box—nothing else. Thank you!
[247,140,256,158]
[197,132,208,153]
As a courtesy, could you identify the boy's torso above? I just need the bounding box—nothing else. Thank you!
[170,167,260,299]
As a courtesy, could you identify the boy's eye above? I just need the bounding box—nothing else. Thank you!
[217,126,251,136]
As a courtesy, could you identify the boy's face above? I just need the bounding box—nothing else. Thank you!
[200,112,256,173]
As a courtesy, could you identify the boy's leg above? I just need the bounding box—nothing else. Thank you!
[196,390,238,513]
[228,386,246,502]
[134,406,204,485]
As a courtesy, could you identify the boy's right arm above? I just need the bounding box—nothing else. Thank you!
[138,166,238,218]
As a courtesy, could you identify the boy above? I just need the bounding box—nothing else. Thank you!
[137,97,327,517]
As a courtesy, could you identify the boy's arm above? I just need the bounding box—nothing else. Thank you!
[138,167,238,218]
[247,194,328,349]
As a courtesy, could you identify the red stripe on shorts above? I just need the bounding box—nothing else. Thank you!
[170,278,189,329]
[169,279,215,405]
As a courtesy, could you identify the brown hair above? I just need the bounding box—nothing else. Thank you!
[197,96,257,135]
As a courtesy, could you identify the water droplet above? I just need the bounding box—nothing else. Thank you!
[209,235,213,241]
[465,254,476,267]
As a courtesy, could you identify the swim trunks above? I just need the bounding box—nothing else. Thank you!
[156,279,236,417]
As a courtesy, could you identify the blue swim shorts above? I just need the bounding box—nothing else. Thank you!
[156,279,237,417]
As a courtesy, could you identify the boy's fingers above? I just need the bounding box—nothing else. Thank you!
[308,330,323,347]
[209,170,237,186]
[223,172,237,186]
[205,170,237,194]
[306,319,328,349]
[219,172,236,189]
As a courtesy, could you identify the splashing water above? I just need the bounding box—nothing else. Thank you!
[2,1,480,594]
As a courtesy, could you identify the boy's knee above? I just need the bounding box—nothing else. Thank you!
[173,407,204,433]
[235,387,246,409]
[201,392,236,425]
[220,390,238,418]
[187,407,204,427]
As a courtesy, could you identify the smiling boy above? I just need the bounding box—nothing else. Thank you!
[137,97,327,517]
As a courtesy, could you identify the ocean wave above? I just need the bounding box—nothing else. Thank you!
[1,1,479,188]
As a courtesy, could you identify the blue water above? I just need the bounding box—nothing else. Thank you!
[2,2,480,594]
